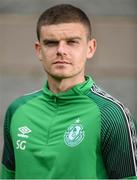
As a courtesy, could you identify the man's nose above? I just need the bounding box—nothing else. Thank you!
[56,41,67,55]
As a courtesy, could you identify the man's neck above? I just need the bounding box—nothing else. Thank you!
[47,76,85,94]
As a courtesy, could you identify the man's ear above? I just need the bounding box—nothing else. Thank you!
[35,41,43,61]
[87,38,97,59]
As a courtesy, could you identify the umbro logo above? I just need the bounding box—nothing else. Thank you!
[18,126,32,138]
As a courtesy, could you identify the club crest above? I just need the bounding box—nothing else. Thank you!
[64,120,85,147]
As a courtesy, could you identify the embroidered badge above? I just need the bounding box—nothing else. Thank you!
[64,119,85,147]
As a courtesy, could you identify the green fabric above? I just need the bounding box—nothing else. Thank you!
[1,76,137,179]
[87,85,137,178]
[1,89,43,174]
[124,177,137,179]
[0,164,15,179]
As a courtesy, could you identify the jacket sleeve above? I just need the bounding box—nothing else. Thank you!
[101,102,137,179]
[1,106,15,179]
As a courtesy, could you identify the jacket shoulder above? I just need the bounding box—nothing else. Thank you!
[6,89,43,119]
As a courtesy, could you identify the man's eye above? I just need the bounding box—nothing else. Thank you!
[67,40,79,45]
[44,41,58,47]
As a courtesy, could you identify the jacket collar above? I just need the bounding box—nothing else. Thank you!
[43,76,94,99]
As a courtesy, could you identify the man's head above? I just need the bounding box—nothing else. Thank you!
[35,4,96,82]
[36,4,92,41]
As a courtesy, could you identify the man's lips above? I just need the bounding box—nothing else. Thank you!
[53,61,71,64]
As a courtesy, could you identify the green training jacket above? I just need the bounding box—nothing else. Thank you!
[1,76,137,179]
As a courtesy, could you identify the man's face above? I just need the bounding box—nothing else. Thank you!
[35,23,96,80]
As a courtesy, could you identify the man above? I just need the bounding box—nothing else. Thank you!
[1,4,137,179]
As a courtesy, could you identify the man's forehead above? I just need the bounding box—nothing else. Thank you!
[40,23,87,39]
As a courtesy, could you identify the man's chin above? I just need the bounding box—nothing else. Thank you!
[49,73,73,80]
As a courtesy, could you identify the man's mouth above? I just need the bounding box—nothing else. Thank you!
[53,61,71,64]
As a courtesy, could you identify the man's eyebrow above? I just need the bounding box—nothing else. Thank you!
[66,37,82,41]
[43,37,82,43]
[43,39,58,43]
